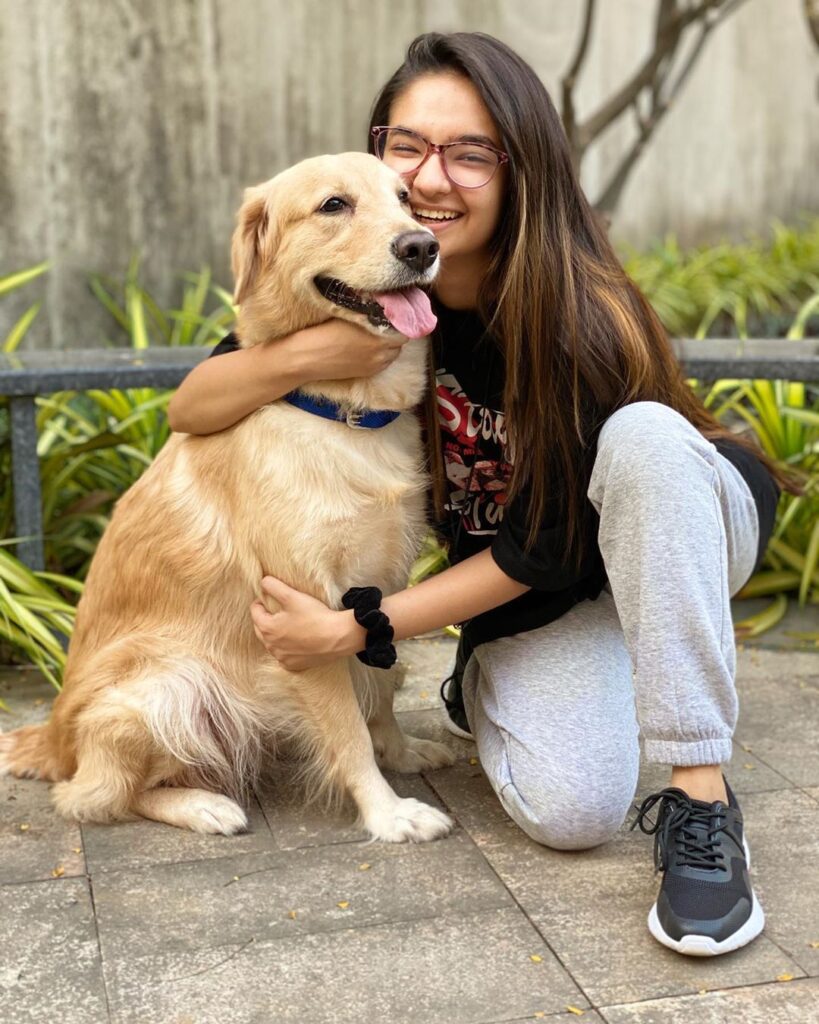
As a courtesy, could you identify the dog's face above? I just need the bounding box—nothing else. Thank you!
[232,153,440,343]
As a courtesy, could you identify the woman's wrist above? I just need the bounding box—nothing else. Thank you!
[337,608,367,657]
[249,333,309,394]
[278,327,319,385]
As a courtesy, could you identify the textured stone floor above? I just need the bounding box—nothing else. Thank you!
[1,617,817,1024]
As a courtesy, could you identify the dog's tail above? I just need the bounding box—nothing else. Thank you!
[135,657,268,803]
[0,723,63,782]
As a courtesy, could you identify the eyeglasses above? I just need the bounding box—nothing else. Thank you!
[371,126,509,189]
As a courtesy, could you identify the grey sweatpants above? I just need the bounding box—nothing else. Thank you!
[461,401,761,851]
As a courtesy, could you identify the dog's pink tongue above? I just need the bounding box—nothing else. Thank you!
[373,287,437,338]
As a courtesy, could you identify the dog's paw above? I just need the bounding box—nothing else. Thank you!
[365,797,453,843]
[186,794,248,835]
[378,736,456,773]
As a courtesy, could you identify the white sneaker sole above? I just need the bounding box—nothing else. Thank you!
[647,836,765,957]
[442,714,474,742]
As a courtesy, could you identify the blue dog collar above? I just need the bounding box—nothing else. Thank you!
[282,390,400,429]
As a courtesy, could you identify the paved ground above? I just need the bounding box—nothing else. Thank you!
[1,615,817,1024]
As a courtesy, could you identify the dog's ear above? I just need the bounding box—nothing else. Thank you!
[231,185,276,306]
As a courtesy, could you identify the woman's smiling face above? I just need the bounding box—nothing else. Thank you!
[386,72,507,273]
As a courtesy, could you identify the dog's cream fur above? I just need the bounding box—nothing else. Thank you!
[0,153,454,842]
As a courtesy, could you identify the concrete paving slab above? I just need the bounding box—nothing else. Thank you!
[1,775,85,884]
[0,667,54,728]
[1,627,816,1024]
[81,791,274,875]
[394,635,458,712]
[733,597,819,653]
[501,1013,606,1023]
[0,877,109,1024]
[103,906,587,1024]
[91,830,510,959]
[731,650,819,788]
[427,762,804,1007]
[600,976,819,1024]
[736,789,819,977]
[256,764,448,850]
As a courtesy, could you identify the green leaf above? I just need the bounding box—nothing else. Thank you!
[799,519,819,607]
[0,261,50,297]
[3,301,41,352]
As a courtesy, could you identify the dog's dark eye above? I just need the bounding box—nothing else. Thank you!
[319,196,349,214]
[398,189,410,204]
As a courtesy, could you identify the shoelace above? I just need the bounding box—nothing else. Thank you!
[439,672,458,711]
[630,787,742,874]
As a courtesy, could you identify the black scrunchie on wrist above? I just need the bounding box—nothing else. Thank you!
[341,586,396,669]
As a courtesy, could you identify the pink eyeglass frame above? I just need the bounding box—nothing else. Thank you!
[371,126,509,189]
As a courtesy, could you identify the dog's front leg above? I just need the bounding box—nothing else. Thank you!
[361,663,455,774]
[291,661,452,842]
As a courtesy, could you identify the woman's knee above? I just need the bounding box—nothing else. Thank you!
[590,401,712,502]
[497,776,634,851]
[598,401,692,451]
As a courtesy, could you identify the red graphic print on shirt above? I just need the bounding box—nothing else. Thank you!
[436,371,513,536]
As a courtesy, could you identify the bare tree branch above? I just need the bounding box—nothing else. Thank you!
[561,0,597,167]
[559,0,751,215]
[576,0,734,154]
[564,0,598,85]
[593,3,736,213]
[805,0,819,48]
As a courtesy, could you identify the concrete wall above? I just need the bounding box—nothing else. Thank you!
[1,0,817,349]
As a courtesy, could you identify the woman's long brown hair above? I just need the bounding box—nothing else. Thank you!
[369,32,793,568]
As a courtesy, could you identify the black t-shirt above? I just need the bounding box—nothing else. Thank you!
[207,318,779,648]
[429,302,780,647]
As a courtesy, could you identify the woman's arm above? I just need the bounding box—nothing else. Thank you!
[167,340,306,435]
[168,319,409,435]
[251,548,530,671]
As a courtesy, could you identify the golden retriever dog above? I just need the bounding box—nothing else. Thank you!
[0,152,455,842]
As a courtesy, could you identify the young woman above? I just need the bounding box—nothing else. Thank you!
[168,32,785,957]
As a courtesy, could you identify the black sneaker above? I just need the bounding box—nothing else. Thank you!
[630,778,765,956]
[440,636,474,741]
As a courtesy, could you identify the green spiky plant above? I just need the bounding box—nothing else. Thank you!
[0,261,235,688]
[0,261,73,694]
[35,259,235,578]
[623,219,819,339]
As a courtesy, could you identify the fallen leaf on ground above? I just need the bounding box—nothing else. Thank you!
[566,1008,584,1016]
[776,973,794,982]
[529,954,542,963]
[72,847,81,854]
[337,901,349,910]
[469,757,478,765]
[19,823,30,832]
[358,863,371,871]
[51,865,65,878]
[288,910,297,920]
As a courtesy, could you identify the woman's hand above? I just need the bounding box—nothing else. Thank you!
[250,576,361,672]
[290,318,409,382]
[168,318,410,435]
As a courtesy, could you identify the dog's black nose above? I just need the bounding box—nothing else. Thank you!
[392,231,439,273]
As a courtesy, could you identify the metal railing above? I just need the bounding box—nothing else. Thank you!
[1,339,818,570]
